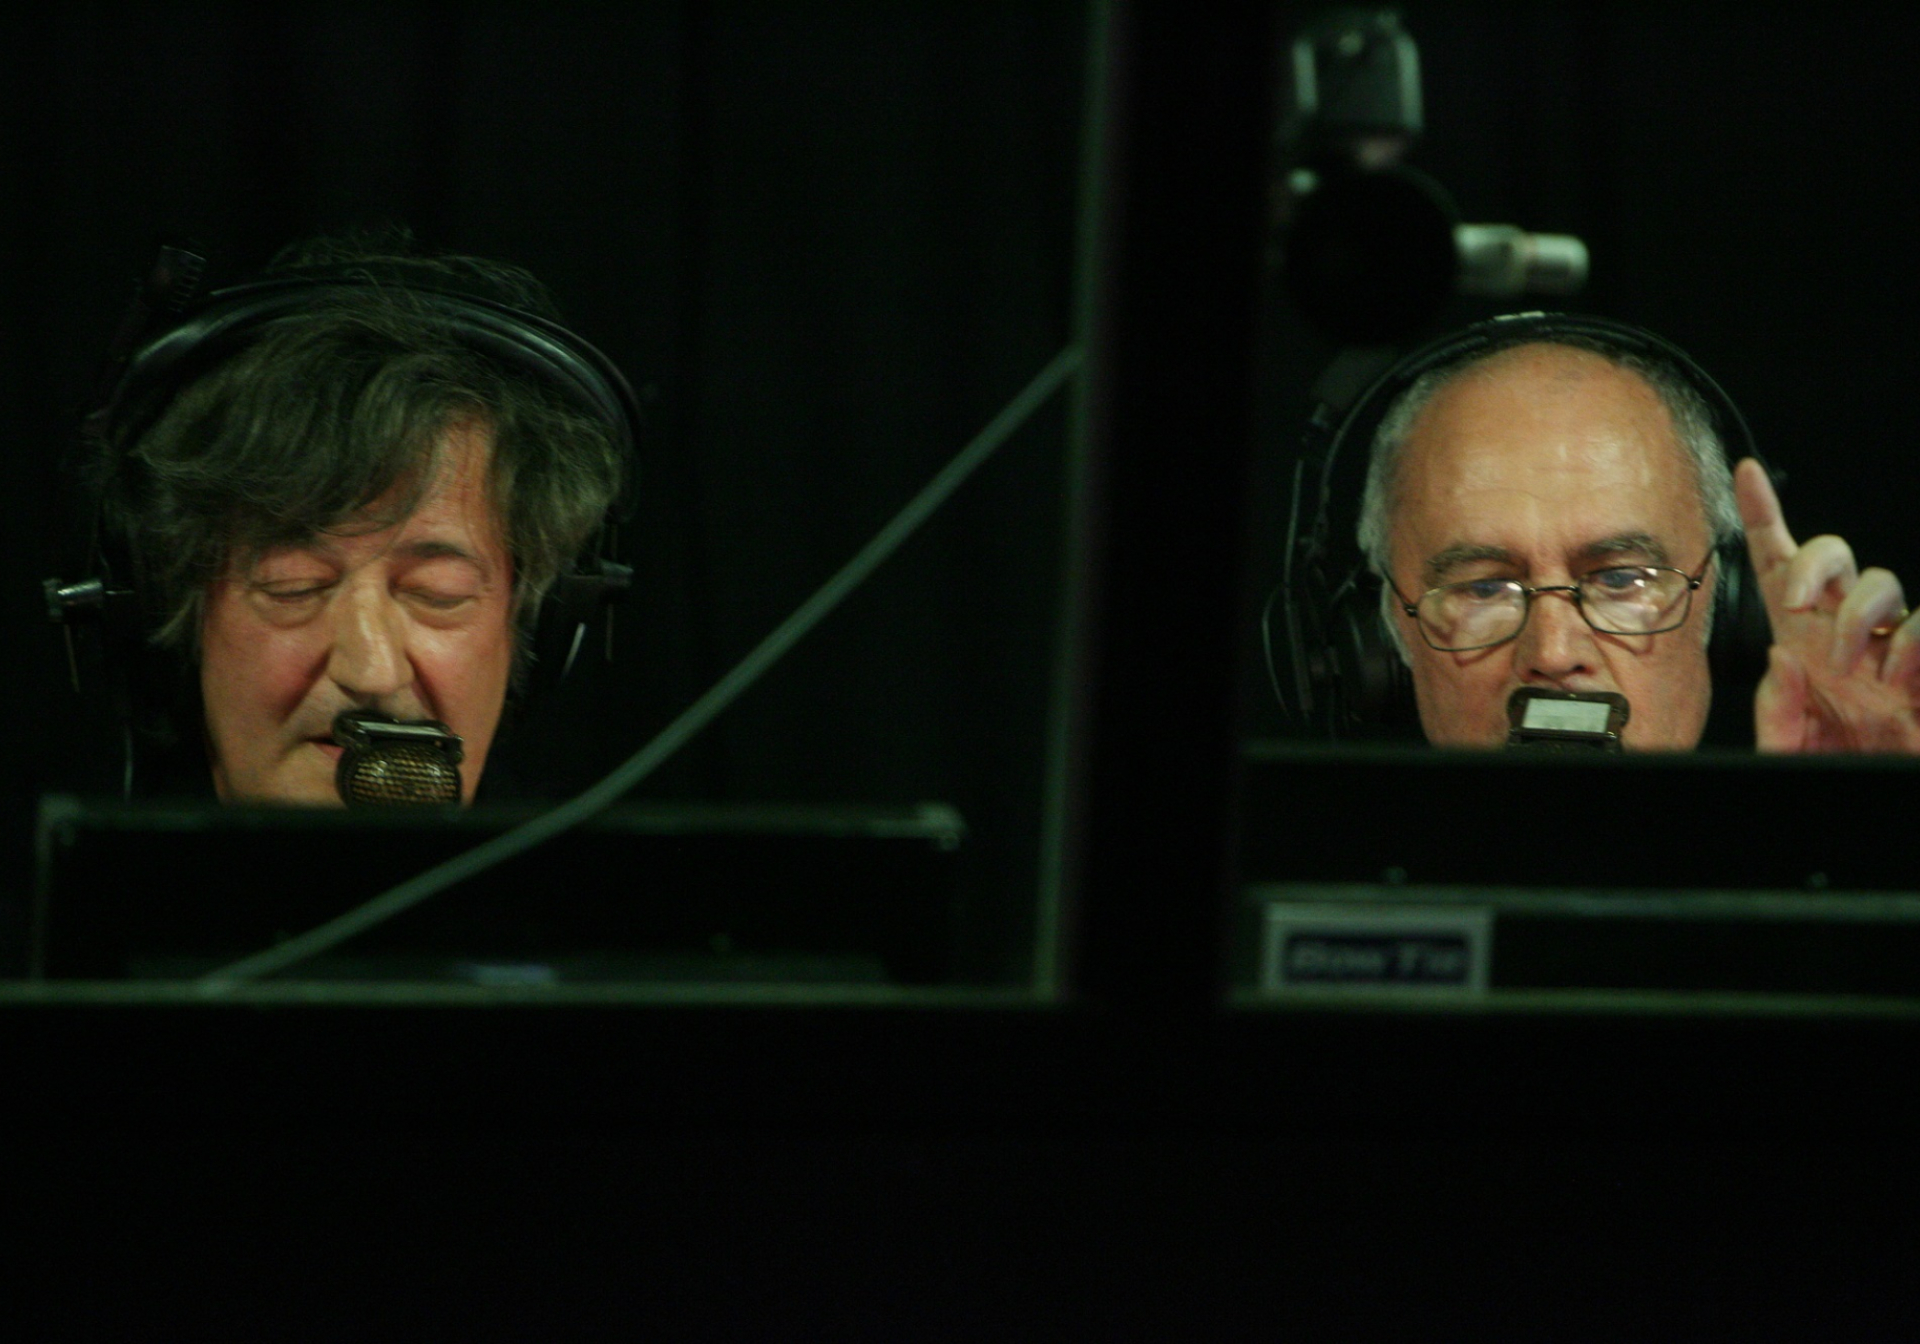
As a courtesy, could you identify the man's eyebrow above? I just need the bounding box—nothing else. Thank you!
[243,536,491,575]
[1425,544,1513,585]
[1578,531,1671,566]
[396,538,486,567]
[242,537,340,571]
[1422,533,1676,585]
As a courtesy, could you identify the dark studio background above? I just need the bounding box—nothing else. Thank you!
[8,4,1920,1334]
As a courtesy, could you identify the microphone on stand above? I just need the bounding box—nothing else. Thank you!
[332,710,465,806]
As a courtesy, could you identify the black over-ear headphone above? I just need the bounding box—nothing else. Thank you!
[1269,311,1773,746]
[46,246,641,782]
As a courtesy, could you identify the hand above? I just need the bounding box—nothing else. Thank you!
[1736,457,1920,752]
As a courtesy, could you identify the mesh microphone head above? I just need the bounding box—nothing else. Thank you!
[332,712,465,807]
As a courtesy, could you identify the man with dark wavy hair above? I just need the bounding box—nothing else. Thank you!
[97,235,628,803]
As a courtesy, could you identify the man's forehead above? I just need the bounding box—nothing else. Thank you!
[253,531,490,564]
[1403,342,1685,478]
[1390,342,1707,565]
[233,424,506,566]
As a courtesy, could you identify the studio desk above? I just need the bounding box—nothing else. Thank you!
[5,756,1920,1140]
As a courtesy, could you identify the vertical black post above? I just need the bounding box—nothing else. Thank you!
[1057,1,1282,1013]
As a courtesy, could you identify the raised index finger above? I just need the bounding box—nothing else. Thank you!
[1735,456,1798,601]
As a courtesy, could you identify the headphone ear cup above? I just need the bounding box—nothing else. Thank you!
[1274,559,1334,735]
[1709,537,1771,683]
[1320,570,1419,739]
[519,557,635,709]
[1701,537,1771,747]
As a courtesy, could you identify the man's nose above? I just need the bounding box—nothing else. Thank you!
[1516,586,1598,682]
[325,584,413,701]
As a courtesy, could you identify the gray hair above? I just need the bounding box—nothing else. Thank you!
[1355,335,1741,661]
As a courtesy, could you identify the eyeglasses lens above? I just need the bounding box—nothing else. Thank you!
[1417,569,1692,651]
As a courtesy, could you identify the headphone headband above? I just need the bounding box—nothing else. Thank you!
[1317,312,1758,535]
[98,268,642,510]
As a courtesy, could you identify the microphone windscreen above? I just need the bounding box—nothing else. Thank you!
[332,712,465,806]
[1504,688,1629,751]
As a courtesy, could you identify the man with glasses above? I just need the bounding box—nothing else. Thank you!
[1360,335,1920,751]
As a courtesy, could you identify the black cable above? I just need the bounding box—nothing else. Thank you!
[194,344,1084,992]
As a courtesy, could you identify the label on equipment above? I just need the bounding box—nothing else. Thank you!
[1260,905,1492,994]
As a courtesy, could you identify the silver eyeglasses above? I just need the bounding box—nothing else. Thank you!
[1390,552,1714,653]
